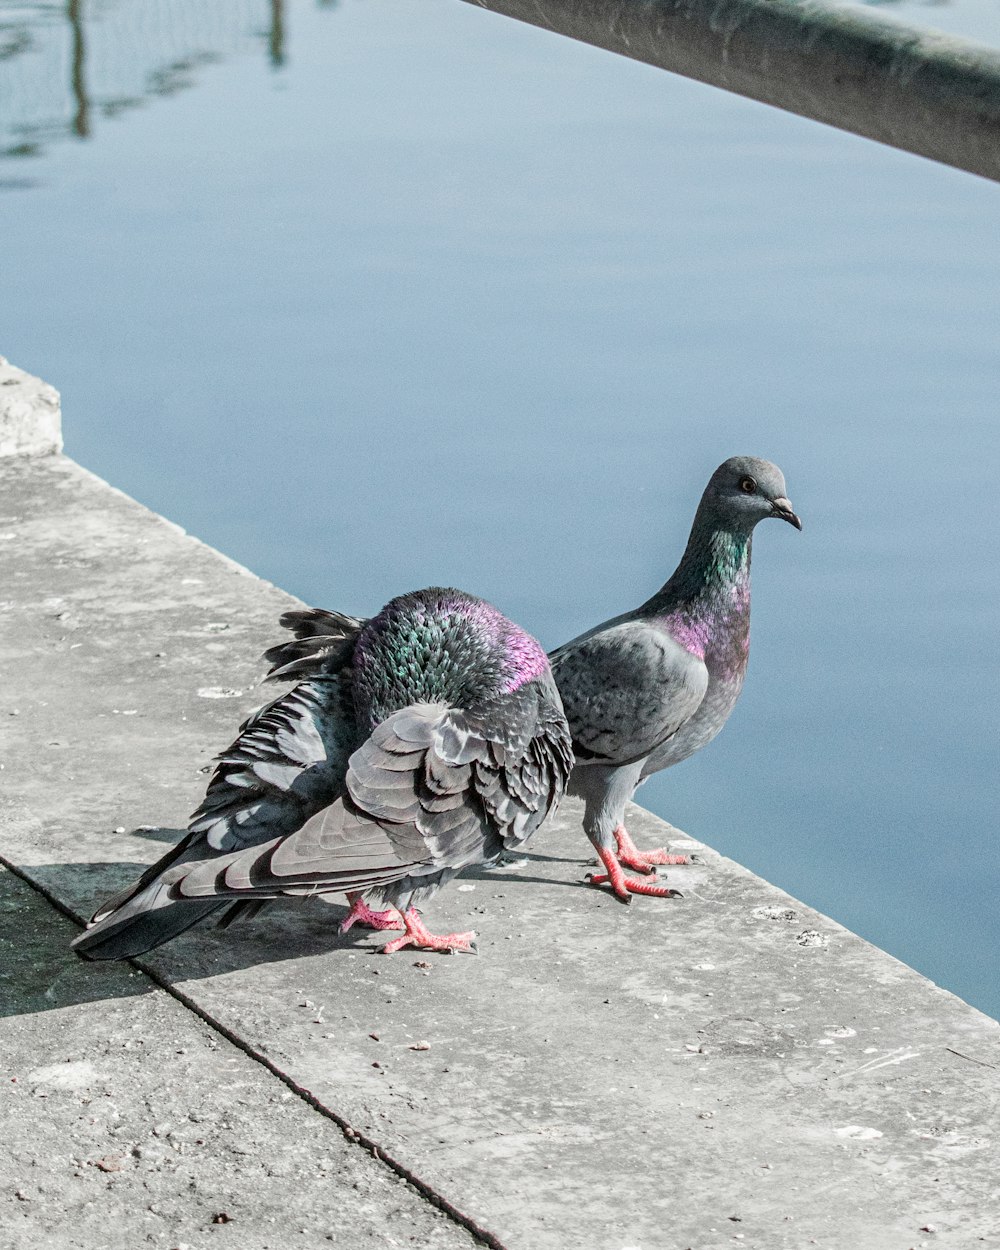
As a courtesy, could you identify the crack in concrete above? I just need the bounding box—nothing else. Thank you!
[0,851,511,1250]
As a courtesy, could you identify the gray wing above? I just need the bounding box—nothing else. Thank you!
[71,672,358,957]
[188,674,358,852]
[188,604,367,852]
[72,690,570,961]
[157,693,569,902]
[471,668,574,851]
[550,620,708,768]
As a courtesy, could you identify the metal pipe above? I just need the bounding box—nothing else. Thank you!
[460,0,1000,183]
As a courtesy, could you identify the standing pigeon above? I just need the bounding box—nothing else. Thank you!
[549,456,800,903]
[72,588,573,960]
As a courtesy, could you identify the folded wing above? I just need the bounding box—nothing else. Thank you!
[551,621,708,767]
[189,674,357,851]
[72,686,570,960]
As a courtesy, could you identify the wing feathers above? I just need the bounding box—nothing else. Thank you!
[177,696,570,900]
[188,675,356,851]
[552,621,708,766]
[75,680,572,961]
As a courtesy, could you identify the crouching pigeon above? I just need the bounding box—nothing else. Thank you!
[550,456,800,902]
[72,588,573,960]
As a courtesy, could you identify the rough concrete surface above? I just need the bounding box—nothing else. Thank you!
[0,865,475,1250]
[2,454,999,1250]
[0,358,62,457]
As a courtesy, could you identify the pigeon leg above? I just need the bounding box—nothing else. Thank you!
[381,908,477,955]
[339,891,405,934]
[587,846,683,904]
[614,824,689,872]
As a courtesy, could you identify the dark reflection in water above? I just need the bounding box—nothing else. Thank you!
[0,0,294,162]
[68,0,88,138]
[269,0,285,68]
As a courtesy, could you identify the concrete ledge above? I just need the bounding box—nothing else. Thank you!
[2,452,999,1250]
[0,358,62,457]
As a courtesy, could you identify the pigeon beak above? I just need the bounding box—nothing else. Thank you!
[771,497,802,530]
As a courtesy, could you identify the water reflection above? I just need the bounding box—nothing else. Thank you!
[0,0,294,162]
[68,0,87,139]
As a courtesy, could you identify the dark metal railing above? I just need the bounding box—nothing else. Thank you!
[462,0,1000,182]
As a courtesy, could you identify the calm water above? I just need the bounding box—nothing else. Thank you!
[2,0,998,1018]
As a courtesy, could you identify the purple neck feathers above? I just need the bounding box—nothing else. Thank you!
[500,626,549,692]
[643,521,753,674]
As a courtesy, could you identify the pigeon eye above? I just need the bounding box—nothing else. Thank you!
[739,476,757,494]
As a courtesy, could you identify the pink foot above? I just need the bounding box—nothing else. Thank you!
[339,892,404,935]
[587,846,683,904]
[381,908,477,955]
[614,824,689,872]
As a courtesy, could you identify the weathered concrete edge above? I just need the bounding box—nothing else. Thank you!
[461,0,1000,183]
[0,357,63,457]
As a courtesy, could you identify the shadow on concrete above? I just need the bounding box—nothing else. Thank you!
[8,843,599,1003]
[0,865,152,1019]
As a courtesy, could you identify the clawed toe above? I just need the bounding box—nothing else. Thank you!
[613,825,689,871]
[587,870,633,903]
[588,870,682,902]
[625,850,689,869]
[381,909,477,955]
[616,859,659,875]
[589,845,685,904]
[339,893,405,934]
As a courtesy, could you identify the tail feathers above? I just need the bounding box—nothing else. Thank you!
[72,833,227,962]
[279,608,364,640]
[215,899,271,930]
[72,885,227,962]
[89,831,202,924]
[263,608,365,682]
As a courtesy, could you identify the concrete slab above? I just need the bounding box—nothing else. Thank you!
[2,454,999,1250]
[0,863,476,1250]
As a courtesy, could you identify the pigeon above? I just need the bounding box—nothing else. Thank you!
[549,456,800,902]
[72,588,573,960]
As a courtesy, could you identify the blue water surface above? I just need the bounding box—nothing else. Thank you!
[2,0,998,1018]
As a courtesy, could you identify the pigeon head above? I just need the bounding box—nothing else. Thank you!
[702,456,801,532]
